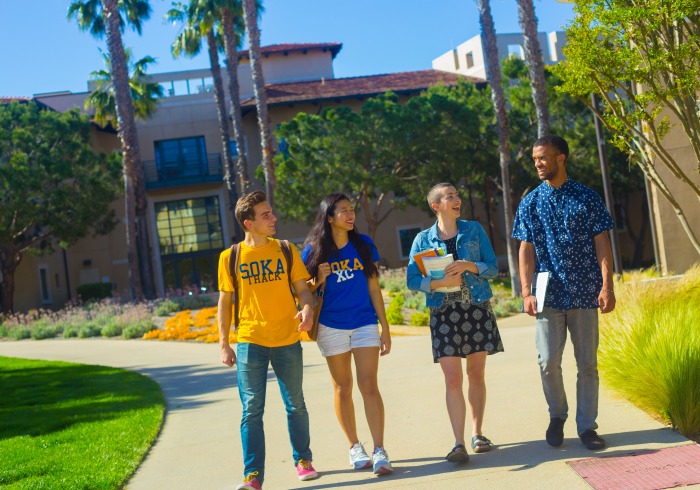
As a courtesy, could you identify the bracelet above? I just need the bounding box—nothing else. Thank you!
[522,294,534,299]
[602,289,614,293]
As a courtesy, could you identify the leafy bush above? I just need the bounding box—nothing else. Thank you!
[410,310,430,326]
[63,326,79,338]
[76,282,113,302]
[0,325,7,337]
[9,327,31,340]
[153,299,180,316]
[78,323,102,338]
[30,325,60,340]
[386,294,405,325]
[123,323,156,339]
[101,322,123,337]
[599,266,700,438]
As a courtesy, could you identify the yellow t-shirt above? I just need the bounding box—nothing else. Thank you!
[218,238,310,347]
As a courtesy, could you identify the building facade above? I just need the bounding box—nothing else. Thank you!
[8,43,496,311]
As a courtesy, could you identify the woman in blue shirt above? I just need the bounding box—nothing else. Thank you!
[302,193,393,476]
[407,183,504,463]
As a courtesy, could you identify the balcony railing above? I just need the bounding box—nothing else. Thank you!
[144,153,223,189]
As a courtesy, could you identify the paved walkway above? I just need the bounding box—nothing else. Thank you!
[0,314,693,489]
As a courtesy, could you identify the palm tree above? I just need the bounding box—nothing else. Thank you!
[85,48,163,127]
[167,0,239,233]
[241,0,276,205]
[517,0,550,137]
[220,0,252,195]
[476,0,522,296]
[68,0,156,301]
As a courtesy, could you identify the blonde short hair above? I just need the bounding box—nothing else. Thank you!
[427,183,454,215]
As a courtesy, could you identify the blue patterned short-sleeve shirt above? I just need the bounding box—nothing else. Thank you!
[512,179,614,310]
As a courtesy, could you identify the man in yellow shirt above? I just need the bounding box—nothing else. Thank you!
[218,191,317,490]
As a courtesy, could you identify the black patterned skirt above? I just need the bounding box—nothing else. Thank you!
[429,290,504,363]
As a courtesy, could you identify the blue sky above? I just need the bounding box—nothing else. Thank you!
[0,0,575,97]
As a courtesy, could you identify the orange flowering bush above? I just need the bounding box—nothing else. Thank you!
[143,307,237,343]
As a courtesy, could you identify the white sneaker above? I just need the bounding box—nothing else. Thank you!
[372,447,393,475]
[349,442,372,470]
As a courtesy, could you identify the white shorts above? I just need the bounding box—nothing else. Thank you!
[316,323,381,357]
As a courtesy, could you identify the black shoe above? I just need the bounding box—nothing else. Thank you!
[546,417,565,447]
[580,430,606,450]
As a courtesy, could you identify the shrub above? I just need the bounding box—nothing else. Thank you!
[0,325,7,337]
[410,310,430,326]
[123,323,156,339]
[153,299,180,316]
[63,326,79,338]
[101,322,123,337]
[386,294,405,325]
[30,325,60,340]
[76,282,113,302]
[78,323,102,338]
[599,266,700,438]
[9,327,31,340]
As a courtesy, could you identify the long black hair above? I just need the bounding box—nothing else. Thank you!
[303,193,379,279]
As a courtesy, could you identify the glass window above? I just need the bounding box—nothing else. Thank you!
[397,226,422,260]
[155,196,223,255]
[39,265,52,304]
[154,136,208,180]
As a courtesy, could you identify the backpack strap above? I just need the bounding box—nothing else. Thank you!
[228,242,242,330]
[279,239,294,291]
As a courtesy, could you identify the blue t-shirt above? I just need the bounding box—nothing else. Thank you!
[512,179,614,310]
[301,235,380,330]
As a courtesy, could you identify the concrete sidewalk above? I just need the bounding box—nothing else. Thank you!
[0,313,693,489]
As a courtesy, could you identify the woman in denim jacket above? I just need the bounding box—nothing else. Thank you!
[407,183,504,463]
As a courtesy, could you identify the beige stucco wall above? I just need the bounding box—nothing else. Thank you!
[649,144,700,274]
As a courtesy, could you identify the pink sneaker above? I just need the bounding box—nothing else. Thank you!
[295,459,318,481]
[236,472,262,490]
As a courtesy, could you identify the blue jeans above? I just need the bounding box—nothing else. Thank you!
[535,307,599,435]
[236,341,312,483]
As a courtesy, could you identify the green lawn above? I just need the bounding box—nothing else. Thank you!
[0,357,165,489]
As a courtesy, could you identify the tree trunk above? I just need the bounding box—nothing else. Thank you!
[103,0,144,301]
[206,29,240,243]
[517,0,550,137]
[241,0,276,206]
[222,7,251,199]
[477,0,521,296]
[0,248,20,313]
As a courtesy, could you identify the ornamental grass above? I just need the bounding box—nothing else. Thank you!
[599,264,700,439]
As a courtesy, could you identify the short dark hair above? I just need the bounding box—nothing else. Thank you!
[235,190,267,229]
[533,134,569,160]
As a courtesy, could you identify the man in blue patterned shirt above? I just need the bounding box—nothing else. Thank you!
[512,134,616,451]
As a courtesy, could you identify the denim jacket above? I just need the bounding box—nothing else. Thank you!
[406,220,498,307]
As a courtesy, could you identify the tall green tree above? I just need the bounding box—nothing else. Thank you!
[68,0,156,301]
[476,0,521,295]
[274,84,495,238]
[85,48,163,127]
[0,102,122,313]
[167,0,240,234]
[516,0,550,136]
[553,0,700,255]
[241,0,276,205]
[220,0,253,195]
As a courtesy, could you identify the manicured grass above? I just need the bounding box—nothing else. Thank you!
[0,357,165,489]
[599,265,700,439]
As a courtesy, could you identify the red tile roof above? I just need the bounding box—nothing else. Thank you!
[237,42,342,61]
[0,96,31,104]
[241,70,484,108]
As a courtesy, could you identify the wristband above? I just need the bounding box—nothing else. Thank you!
[602,289,614,293]
[523,294,535,299]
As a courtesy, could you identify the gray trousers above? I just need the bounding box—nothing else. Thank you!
[535,307,599,435]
